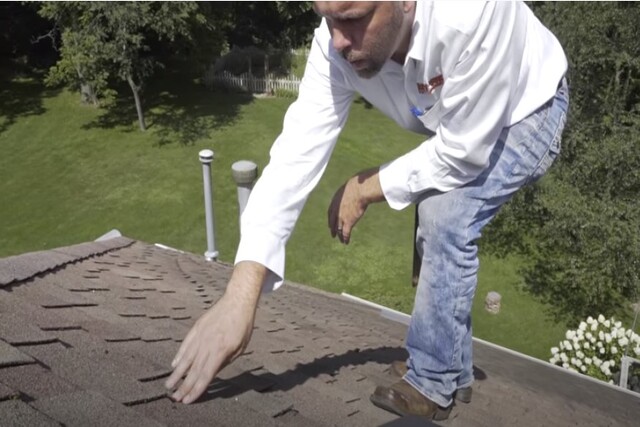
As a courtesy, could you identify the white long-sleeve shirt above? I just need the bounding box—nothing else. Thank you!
[236,1,567,291]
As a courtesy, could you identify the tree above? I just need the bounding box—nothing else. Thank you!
[224,1,317,50]
[39,2,229,130]
[485,3,640,323]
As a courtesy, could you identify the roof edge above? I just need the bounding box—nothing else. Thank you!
[0,236,135,287]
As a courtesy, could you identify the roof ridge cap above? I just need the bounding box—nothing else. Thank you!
[0,236,135,287]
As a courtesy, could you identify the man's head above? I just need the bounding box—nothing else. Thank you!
[314,1,415,79]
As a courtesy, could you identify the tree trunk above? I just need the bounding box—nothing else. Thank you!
[80,82,98,106]
[74,64,98,106]
[127,74,146,131]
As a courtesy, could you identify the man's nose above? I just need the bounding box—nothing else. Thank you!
[331,25,351,53]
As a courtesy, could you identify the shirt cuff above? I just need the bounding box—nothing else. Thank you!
[379,152,417,211]
[234,229,285,293]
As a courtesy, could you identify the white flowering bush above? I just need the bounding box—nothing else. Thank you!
[549,315,640,384]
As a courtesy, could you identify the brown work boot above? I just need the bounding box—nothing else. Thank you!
[389,361,473,404]
[370,379,452,420]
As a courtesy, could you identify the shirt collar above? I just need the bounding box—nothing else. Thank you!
[405,0,431,64]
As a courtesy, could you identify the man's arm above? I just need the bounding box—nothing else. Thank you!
[165,261,266,404]
[166,20,354,404]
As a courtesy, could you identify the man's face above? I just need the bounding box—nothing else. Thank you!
[314,1,405,79]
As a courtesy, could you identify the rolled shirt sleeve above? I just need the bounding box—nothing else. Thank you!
[379,2,528,210]
[235,28,355,292]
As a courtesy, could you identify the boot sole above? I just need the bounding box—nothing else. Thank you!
[369,393,452,421]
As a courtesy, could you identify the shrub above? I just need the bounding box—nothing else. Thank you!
[550,315,640,389]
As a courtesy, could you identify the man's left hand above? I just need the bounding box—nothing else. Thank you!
[328,167,386,244]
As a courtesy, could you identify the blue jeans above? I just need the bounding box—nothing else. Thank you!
[404,79,569,407]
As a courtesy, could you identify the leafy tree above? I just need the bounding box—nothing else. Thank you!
[224,1,317,49]
[486,3,640,323]
[39,2,229,130]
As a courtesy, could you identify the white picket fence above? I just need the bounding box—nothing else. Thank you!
[203,70,301,95]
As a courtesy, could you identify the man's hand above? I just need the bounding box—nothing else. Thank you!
[165,261,266,404]
[328,167,386,244]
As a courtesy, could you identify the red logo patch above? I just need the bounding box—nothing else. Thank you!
[417,75,444,94]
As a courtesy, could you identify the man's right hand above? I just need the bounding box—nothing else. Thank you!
[165,261,266,404]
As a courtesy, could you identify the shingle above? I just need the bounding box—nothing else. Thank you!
[0,312,57,346]
[0,400,60,426]
[0,382,18,401]
[134,395,278,427]
[0,251,73,287]
[0,340,36,368]
[31,390,163,427]
[21,342,166,406]
[0,364,79,400]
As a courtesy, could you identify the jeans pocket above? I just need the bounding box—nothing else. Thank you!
[528,111,565,184]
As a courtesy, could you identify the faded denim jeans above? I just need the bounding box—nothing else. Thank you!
[404,78,569,407]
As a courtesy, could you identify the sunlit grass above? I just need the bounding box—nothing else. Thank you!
[0,74,567,359]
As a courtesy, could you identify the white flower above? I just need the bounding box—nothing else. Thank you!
[611,346,618,354]
[590,336,597,344]
[598,314,605,323]
[604,320,611,328]
[602,361,610,370]
[586,332,593,340]
[609,380,615,384]
[600,347,605,354]
[561,353,569,363]
[594,358,602,367]
[575,359,583,367]
[585,357,592,365]
[584,342,591,350]
[579,322,587,331]
[551,347,559,355]
[611,329,618,339]
[566,330,576,340]
[576,350,585,359]
[609,360,615,368]
[598,331,605,341]
[587,316,594,324]
[562,362,569,369]
[564,340,573,351]
[619,337,629,347]
[597,341,603,348]
[591,323,598,331]
[580,365,587,372]
[605,334,612,343]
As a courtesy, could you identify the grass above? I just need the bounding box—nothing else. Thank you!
[0,70,568,360]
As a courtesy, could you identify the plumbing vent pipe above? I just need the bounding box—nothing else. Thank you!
[231,160,258,231]
[199,149,218,261]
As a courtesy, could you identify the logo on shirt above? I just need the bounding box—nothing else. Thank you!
[417,75,444,94]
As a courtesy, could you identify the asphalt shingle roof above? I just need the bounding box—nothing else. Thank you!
[0,237,638,426]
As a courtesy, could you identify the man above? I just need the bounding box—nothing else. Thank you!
[166,1,569,420]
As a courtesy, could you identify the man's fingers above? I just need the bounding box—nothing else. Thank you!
[340,224,351,245]
[172,354,204,402]
[166,334,199,390]
[165,348,194,390]
[183,361,220,404]
[171,328,196,368]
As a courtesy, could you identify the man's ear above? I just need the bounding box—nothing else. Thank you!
[402,1,415,14]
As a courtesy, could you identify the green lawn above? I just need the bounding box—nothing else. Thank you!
[0,72,567,359]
